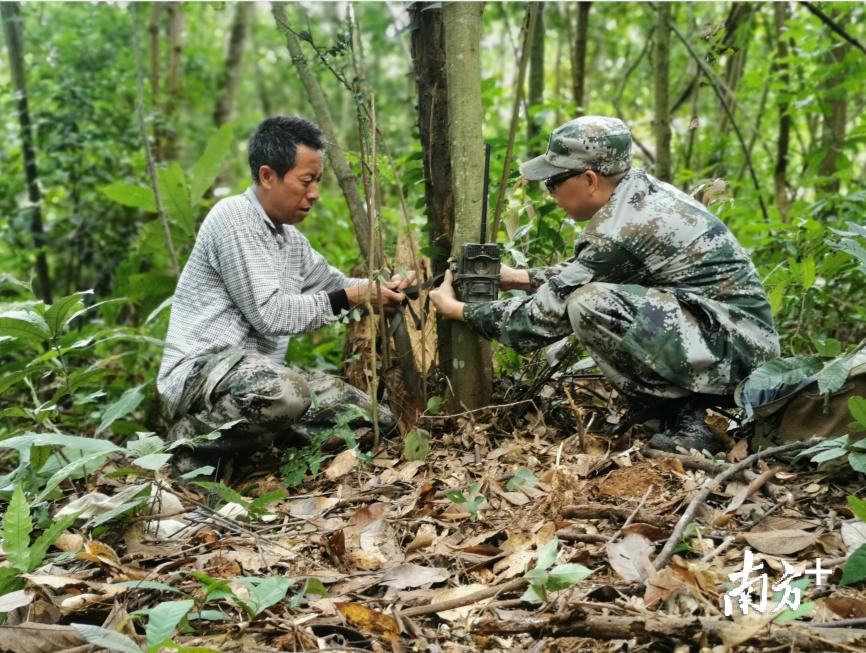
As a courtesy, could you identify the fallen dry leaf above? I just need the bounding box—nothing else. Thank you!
[335,601,399,641]
[430,583,489,621]
[742,528,818,556]
[607,533,654,582]
[380,563,449,589]
[288,496,339,519]
[325,448,358,480]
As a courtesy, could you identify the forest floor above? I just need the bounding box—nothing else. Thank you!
[5,376,866,653]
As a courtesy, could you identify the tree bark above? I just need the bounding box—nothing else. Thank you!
[443,2,492,411]
[273,2,372,262]
[160,3,184,161]
[526,2,545,146]
[410,2,454,377]
[818,10,850,195]
[1,2,52,303]
[573,2,591,115]
[213,3,252,127]
[148,4,161,103]
[773,3,792,221]
[653,2,672,182]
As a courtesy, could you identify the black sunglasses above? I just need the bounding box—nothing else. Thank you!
[544,169,585,193]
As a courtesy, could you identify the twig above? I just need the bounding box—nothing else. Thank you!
[421,399,537,421]
[129,4,180,278]
[607,484,654,544]
[400,577,526,618]
[799,2,866,56]
[653,438,821,572]
[562,503,671,529]
[490,3,540,240]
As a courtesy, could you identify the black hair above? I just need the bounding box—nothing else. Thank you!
[248,116,325,184]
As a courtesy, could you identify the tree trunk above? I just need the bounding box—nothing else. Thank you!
[443,2,492,411]
[409,2,455,378]
[149,4,161,102]
[161,3,184,161]
[526,2,545,146]
[273,2,372,261]
[818,13,850,195]
[573,2,591,115]
[773,2,792,221]
[1,2,52,303]
[213,2,252,127]
[653,3,672,182]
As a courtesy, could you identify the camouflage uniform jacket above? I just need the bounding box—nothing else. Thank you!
[463,167,780,393]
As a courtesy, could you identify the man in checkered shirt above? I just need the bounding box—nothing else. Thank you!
[157,116,410,475]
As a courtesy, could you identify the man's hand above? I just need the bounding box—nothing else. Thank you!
[499,263,532,292]
[346,282,406,311]
[387,269,418,291]
[428,270,465,321]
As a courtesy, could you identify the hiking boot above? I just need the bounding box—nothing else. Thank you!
[648,403,725,456]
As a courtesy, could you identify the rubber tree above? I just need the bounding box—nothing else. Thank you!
[442,2,492,410]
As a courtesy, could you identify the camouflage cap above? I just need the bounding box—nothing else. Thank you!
[520,115,633,180]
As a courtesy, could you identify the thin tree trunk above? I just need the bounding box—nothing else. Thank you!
[149,4,161,102]
[526,3,545,146]
[653,2,672,181]
[410,2,454,377]
[213,3,252,127]
[818,11,850,195]
[2,2,52,303]
[443,2,492,411]
[161,3,184,161]
[773,2,792,221]
[573,2,591,114]
[272,3,372,261]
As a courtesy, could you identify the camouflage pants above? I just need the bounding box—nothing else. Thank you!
[168,348,394,472]
[566,282,736,402]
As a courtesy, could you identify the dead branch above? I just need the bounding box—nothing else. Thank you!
[653,438,821,571]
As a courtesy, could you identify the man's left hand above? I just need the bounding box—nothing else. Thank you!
[428,270,465,321]
[387,269,418,291]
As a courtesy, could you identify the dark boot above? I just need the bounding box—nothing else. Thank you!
[648,402,725,455]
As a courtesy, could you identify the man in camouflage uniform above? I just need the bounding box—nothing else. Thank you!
[158,117,407,476]
[429,116,780,454]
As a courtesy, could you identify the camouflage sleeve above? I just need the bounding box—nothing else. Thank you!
[464,237,643,353]
[527,263,570,290]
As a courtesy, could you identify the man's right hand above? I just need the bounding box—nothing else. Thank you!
[500,263,532,292]
[345,282,406,311]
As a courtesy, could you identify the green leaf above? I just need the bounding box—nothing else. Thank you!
[2,486,32,572]
[43,290,93,337]
[290,577,328,607]
[403,428,430,461]
[519,582,547,603]
[849,496,866,523]
[849,453,866,474]
[768,282,787,316]
[72,624,143,653]
[248,490,287,516]
[245,576,292,616]
[193,481,247,508]
[850,396,866,429]
[425,396,443,415]
[157,163,194,235]
[506,467,539,491]
[97,385,147,434]
[536,537,559,571]
[189,124,234,206]
[101,181,157,212]
[0,432,121,456]
[800,255,816,290]
[810,447,848,464]
[0,311,51,343]
[133,453,173,472]
[444,490,466,504]
[547,563,593,591]
[145,599,194,649]
[816,356,854,396]
[37,450,114,501]
[29,512,78,570]
[745,357,823,391]
[841,543,866,586]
